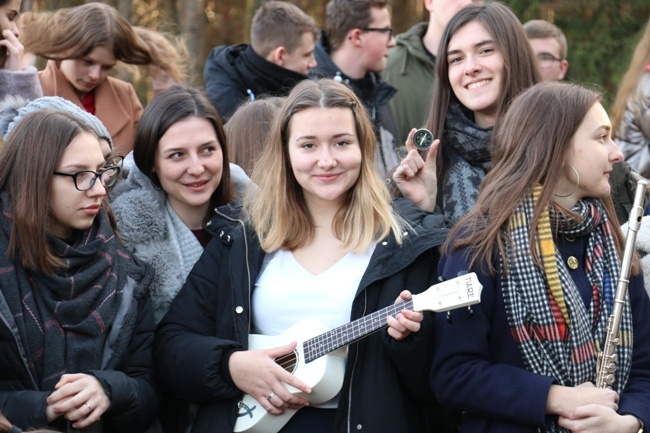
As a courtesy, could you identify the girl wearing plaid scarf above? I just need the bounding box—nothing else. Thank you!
[432,82,650,433]
[0,110,159,432]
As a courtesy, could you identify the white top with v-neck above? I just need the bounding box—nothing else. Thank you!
[252,245,375,337]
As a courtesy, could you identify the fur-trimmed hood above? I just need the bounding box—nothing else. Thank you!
[111,154,250,323]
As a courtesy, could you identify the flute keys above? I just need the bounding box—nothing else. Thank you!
[567,256,579,270]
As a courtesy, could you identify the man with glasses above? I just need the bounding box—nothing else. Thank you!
[384,0,480,144]
[309,0,400,177]
[524,19,570,82]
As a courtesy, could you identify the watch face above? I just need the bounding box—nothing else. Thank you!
[413,128,434,150]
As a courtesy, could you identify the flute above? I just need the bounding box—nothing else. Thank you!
[595,176,647,388]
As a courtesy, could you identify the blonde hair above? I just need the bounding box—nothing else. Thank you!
[134,27,191,84]
[244,79,404,253]
[611,16,650,137]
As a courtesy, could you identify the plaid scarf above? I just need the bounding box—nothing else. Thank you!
[501,186,633,432]
[0,192,127,390]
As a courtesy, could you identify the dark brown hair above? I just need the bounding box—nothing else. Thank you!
[0,110,98,273]
[133,84,235,223]
[426,2,541,184]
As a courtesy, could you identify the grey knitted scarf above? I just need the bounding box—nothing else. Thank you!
[442,100,493,227]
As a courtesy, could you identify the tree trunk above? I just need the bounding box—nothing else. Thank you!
[117,0,133,21]
[179,0,207,86]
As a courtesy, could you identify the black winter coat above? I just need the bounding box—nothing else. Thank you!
[203,44,308,121]
[154,199,451,433]
[0,257,160,433]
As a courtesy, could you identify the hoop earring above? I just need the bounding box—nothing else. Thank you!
[554,165,580,198]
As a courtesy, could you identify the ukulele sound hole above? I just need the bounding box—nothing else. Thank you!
[275,350,298,374]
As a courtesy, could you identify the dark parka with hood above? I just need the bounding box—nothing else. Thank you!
[203,44,308,121]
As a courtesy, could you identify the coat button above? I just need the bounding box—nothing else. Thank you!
[381,241,388,246]
[567,256,579,270]
[235,306,244,314]
[356,424,362,430]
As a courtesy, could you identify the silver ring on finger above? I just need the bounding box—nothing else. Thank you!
[266,392,276,401]
[85,402,93,413]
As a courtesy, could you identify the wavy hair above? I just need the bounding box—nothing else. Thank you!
[244,78,404,253]
[20,2,153,65]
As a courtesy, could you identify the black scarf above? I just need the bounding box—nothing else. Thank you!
[237,45,307,100]
[0,192,127,390]
[441,100,492,227]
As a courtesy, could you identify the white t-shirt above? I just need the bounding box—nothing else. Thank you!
[252,245,375,337]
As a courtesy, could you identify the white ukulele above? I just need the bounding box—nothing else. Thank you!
[234,272,483,433]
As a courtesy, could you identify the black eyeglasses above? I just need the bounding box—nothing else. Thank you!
[361,27,394,42]
[536,53,563,66]
[53,166,121,191]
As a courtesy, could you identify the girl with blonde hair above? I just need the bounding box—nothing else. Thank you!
[611,16,650,177]
[155,79,449,432]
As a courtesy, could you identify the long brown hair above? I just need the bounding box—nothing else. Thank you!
[446,82,631,274]
[20,2,153,65]
[133,84,235,224]
[427,2,541,183]
[225,96,285,175]
[244,78,404,253]
[0,110,98,273]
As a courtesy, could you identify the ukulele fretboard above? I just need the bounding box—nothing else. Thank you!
[302,298,414,363]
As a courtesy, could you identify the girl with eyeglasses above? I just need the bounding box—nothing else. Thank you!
[0,110,159,432]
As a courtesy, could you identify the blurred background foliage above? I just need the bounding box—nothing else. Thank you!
[21,0,650,109]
